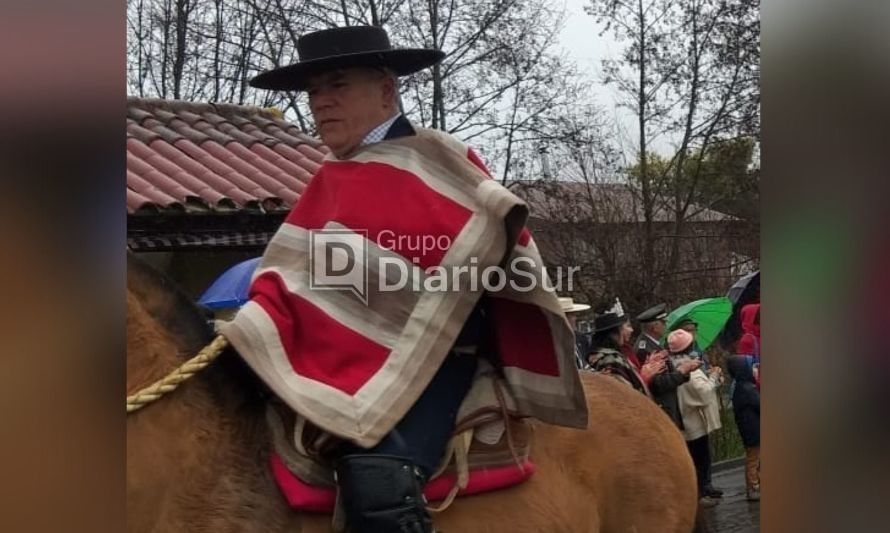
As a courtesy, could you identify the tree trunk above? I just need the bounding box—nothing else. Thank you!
[172,0,190,99]
[340,0,351,25]
[213,0,223,101]
[664,0,703,296]
[428,0,445,131]
[369,0,380,26]
[636,0,655,297]
[136,0,146,97]
[160,0,171,97]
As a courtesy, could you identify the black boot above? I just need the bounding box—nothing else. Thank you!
[704,485,723,498]
[335,454,433,533]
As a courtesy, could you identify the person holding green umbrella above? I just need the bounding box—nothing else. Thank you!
[674,318,708,370]
[664,297,734,370]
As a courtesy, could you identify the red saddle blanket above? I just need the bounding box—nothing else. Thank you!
[270,452,536,513]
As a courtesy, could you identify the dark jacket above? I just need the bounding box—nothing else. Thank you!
[727,355,760,447]
[383,114,416,141]
[634,333,661,365]
[649,358,691,430]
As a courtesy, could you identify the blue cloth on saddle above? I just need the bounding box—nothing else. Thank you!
[198,257,260,309]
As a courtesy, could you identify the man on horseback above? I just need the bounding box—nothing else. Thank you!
[233,25,588,532]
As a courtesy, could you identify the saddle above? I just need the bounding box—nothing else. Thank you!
[267,361,536,514]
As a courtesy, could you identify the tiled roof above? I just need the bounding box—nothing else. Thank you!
[506,180,736,223]
[127,97,329,214]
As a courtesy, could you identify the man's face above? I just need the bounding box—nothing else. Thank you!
[566,314,578,330]
[649,318,666,338]
[306,67,396,157]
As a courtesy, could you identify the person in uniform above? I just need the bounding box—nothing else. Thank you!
[634,303,668,365]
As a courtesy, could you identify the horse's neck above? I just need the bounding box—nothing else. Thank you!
[127,296,298,532]
[129,350,300,531]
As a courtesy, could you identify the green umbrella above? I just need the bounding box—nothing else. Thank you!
[663,297,733,351]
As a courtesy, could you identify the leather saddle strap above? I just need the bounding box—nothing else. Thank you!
[427,429,473,514]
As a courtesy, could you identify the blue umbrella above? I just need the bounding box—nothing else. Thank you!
[198,257,261,309]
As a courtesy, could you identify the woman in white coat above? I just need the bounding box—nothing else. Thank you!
[667,329,724,507]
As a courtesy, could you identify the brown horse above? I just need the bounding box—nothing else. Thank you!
[126,254,698,532]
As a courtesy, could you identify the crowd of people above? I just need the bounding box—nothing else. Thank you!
[561,297,762,507]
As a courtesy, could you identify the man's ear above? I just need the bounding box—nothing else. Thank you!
[381,75,397,108]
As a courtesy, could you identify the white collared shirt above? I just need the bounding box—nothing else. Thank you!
[644,333,661,346]
[361,113,402,146]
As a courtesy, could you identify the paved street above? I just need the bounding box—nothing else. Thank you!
[698,465,760,533]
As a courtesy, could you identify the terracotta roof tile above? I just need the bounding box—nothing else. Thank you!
[148,109,213,144]
[127,188,162,214]
[296,143,326,162]
[128,140,223,208]
[200,143,285,201]
[270,143,322,174]
[170,138,271,209]
[127,120,162,144]
[127,169,183,208]
[127,97,326,214]
[248,144,309,188]
[127,150,211,210]
[127,107,154,123]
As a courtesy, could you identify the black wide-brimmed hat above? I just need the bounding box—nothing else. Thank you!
[593,312,628,334]
[250,26,445,91]
[593,298,628,333]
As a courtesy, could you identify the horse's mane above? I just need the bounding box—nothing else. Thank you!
[127,252,267,409]
[127,252,214,351]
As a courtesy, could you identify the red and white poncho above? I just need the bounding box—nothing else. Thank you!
[220,128,588,447]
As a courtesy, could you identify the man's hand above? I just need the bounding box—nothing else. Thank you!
[677,359,701,375]
[641,359,666,382]
[648,350,668,364]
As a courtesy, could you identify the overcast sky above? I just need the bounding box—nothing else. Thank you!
[556,0,671,156]
[557,0,615,95]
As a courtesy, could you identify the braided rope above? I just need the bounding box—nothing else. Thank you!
[126,334,229,414]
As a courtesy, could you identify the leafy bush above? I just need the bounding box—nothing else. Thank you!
[710,390,746,461]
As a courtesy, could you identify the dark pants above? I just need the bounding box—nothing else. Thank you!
[340,352,478,478]
[687,435,713,494]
